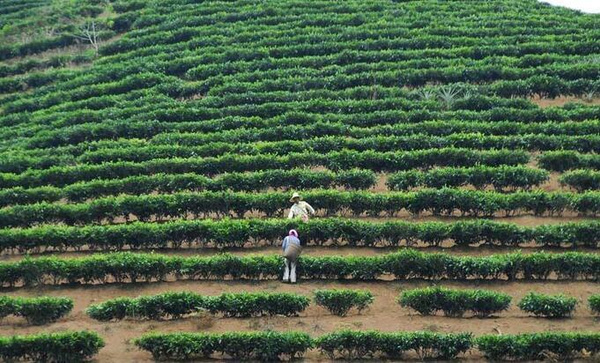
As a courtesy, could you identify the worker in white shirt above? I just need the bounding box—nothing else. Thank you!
[287,192,315,221]
[282,229,302,283]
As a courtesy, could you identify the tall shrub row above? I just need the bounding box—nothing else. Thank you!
[2,218,597,254]
[1,250,599,288]
[87,291,309,321]
[1,189,598,228]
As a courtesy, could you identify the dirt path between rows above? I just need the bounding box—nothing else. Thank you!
[1,280,599,362]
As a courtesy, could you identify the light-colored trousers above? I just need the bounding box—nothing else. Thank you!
[283,259,297,283]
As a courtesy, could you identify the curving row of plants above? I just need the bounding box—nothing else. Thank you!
[134,330,600,361]
[12,107,600,151]
[0,169,377,207]
[0,148,529,189]
[47,133,600,167]
[1,218,598,255]
[7,102,599,153]
[1,250,600,288]
[387,165,549,191]
[2,189,598,229]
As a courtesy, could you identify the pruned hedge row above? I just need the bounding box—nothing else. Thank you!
[132,330,600,361]
[3,218,598,254]
[86,291,309,321]
[560,170,600,192]
[3,132,591,174]
[2,189,599,228]
[0,296,73,325]
[134,331,312,361]
[0,331,104,362]
[387,165,549,191]
[316,330,473,360]
[1,250,599,288]
[0,148,529,188]
[476,332,600,360]
[538,151,600,171]
[134,330,475,361]
[0,169,377,207]
[399,287,511,317]
[11,117,600,157]
[517,292,578,318]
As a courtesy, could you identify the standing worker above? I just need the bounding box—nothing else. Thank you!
[287,192,315,221]
[282,229,302,283]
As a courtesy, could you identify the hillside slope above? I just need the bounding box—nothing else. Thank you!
[1,2,600,361]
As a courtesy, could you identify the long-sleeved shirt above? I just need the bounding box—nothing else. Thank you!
[282,235,301,251]
[287,201,315,219]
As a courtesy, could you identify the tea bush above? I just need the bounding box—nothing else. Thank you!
[589,294,600,315]
[0,296,73,325]
[134,331,312,360]
[399,287,511,317]
[517,292,577,318]
[313,289,374,316]
[0,331,104,362]
[1,250,599,288]
[1,218,597,254]
[87,291,309,320]
[316,330,472,360]
[476,332,600,360]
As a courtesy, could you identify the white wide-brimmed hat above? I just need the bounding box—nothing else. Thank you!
[290,192,302,202]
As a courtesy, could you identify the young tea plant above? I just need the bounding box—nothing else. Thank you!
[313,289,374,317]
[517,292,577,318]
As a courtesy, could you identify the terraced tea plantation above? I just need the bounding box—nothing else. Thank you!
[1,0,600,360]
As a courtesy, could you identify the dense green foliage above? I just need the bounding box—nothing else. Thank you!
[134,331,312,360]
[316,330,473,360]
[87,291,309,320]
[517,292,578,318]
[399,287,511,317]
[2,0,600,360]
[313,289,374,316]
[538,151,600,171]
[0,331,104,362]
[476,332,600,360]
[0,169,377,207]
[0,295,73,325]
[1,218,598,254]
[1,189,598,229]
[589,294,600,315]
[388,166,549,191]
[1,250,599,288]
[560,170,600,191]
